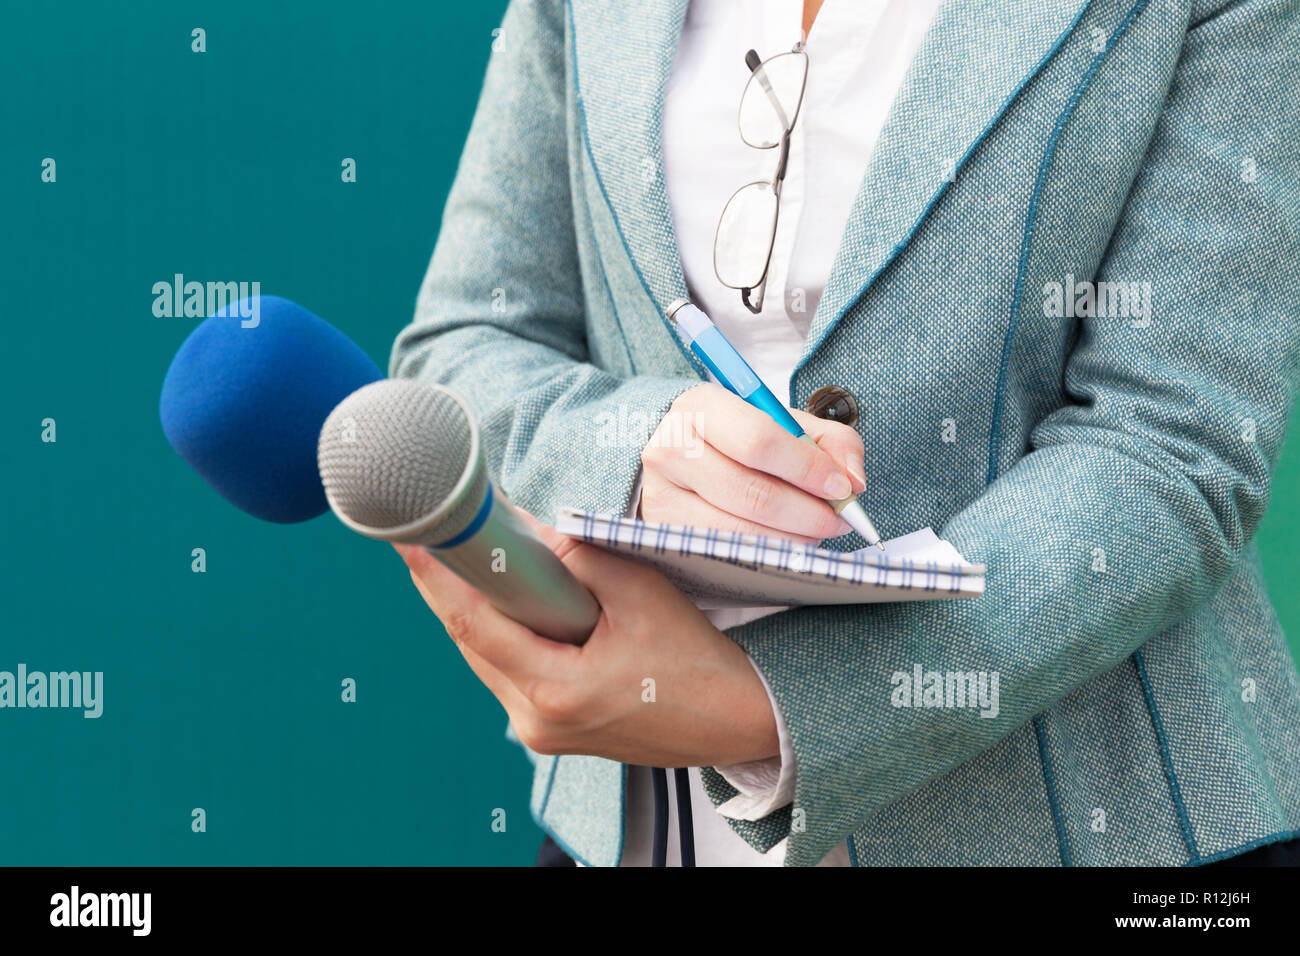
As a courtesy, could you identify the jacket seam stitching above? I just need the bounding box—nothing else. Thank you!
[538,756,561,819]
[986,0,1152,485]
[1034,715,1074,865]
[577,178,641,375]
[535,755,629,866]
[1134,649,1202,862]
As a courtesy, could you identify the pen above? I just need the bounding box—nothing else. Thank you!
[667,298,885,550]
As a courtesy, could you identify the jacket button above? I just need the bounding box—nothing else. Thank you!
[805,386,859,427]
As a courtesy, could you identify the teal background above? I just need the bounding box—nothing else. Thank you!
[1,0,1296,866]
[1,0,541,865]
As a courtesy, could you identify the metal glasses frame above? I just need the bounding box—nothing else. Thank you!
[712,44,809,315]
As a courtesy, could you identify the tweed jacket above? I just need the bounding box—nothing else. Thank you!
[391,0,1300,865]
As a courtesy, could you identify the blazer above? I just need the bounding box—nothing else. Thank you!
[391,0,1300,866]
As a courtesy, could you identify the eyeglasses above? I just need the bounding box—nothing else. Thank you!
[713,44,809,315]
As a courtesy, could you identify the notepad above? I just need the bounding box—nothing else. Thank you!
[555,507,985,609]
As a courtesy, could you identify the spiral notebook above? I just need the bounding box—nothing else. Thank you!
[555,507,985,609]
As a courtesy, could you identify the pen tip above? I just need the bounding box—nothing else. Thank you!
[875,541,886,552]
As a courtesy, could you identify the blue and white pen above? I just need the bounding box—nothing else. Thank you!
[667,298,885,550]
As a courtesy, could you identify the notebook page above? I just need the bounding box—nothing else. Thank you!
[555,508,983,609]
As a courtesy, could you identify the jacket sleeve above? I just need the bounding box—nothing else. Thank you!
[390,0,695,518]
[713,0,1300,865]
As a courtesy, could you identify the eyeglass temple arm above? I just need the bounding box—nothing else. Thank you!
[743,122,790,314]
[745,49,792,131]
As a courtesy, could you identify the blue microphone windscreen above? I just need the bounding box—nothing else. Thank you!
[160,295,383,523]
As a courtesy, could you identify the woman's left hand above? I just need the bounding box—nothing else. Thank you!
[395,509,780,769]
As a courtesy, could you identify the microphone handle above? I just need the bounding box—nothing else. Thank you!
[425,488,601,645]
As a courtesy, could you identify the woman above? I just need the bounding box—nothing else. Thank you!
[390,0,1300,866]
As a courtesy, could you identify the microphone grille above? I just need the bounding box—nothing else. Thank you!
[318,379,483,537]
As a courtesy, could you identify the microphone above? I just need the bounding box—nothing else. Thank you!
[317,379,601,646]
[158,294,596,644]
[160,296,383,523]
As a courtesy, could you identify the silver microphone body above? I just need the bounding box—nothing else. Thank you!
[317,379,600,645]
[425,486,600,645]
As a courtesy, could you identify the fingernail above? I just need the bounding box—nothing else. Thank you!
[824,473,852,499]
[846,458,866,493]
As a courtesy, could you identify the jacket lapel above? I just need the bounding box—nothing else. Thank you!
[798,0,1094,371]
[567,0,691,317]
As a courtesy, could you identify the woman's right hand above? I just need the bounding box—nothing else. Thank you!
[638,383,868,545]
